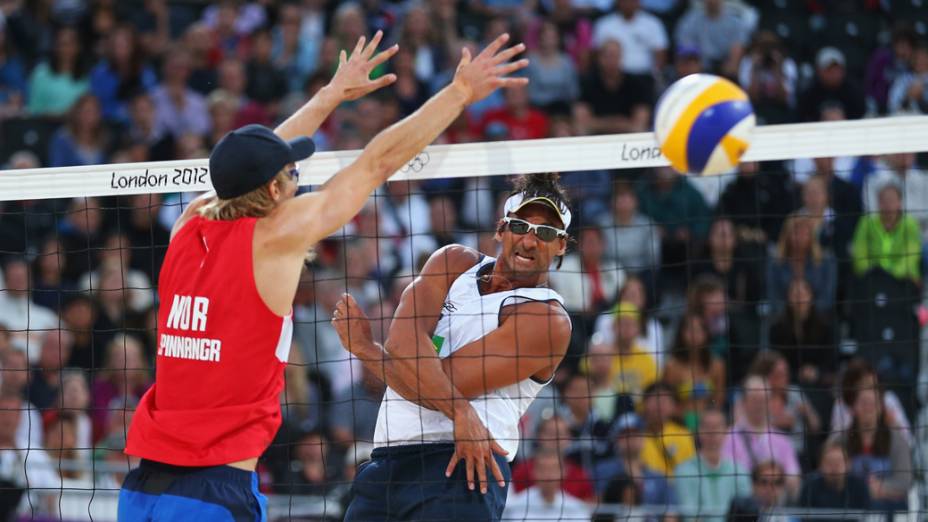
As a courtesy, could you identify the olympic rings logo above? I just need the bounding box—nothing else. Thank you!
[401,152,430,173]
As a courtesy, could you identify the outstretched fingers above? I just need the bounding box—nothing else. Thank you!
[363,30,384,58]
[494,58,529,77]
[490,43,526,66]
[478,33,510,60]
[369,43,399,69]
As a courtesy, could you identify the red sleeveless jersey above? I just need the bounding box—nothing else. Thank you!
[126,215,292,466]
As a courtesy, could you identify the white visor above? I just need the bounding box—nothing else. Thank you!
[503,192,571,229]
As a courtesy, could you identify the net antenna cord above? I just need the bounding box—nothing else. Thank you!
[2,115,927,201]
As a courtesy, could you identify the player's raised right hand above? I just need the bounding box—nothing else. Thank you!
[451,33,529,106]
[446,405,508,494]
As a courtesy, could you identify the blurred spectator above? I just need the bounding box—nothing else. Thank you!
[827,386,912,510]
[122,193,170,283]
[59,196,104,278]
[673,0,750,77]
[663,313,725,431]
[586,302,658,405]
[206,88,239,149]
[767,213,837,315]
[525,21,579,110]
[559,372,612,470]
[1,344,43,449]
[768,278,836,384]
[48,93,109,167]
[44,412,91,489]
[218,56,272,127]
[27,25,89,116]
[31,236,72,312]
[665,43,702,85]
[799,174,850,260]
[797,157,863,259]
[503,448,592,521]
[798,47,866,122]
[687,274,745,367]
[692,217,762,312]
[90,334,151,441]
[330,365,384,448]
[738,351,821,462]
[737,30,797,125]
[53,371,92,454]
[275,427,341,496]
[638,167,711,290]
[674,409,750,522]
[639,381,695,476]
[479,83,549,140]
[550,227,625,318]
[601,181,661,275]
[27,329,73,410]
[395,3,447,84]
[377,181,435,277]
[799,441,871,512]
[717,161,795,247]
[89,24,157,123]
[61,294,107,370]
[390,47,430,117]
[0,21,26,118]
[746,460,789,511]
[722,375,800,499]
[330,3,368,62]
[200,0,264,61]
[124,91,174,161]
[77,232,154,314]
[429,196,478,250]
[592,412,674,505]
[592,276,665,365]
[851,183,921,285]
[293,273,357,395]
[580,39,652,133]
[0,395,58,518]
[831,359,911,441]
[592,0,668,77]
[538,0,595,73]
[182,22,219,96]
[245,28,287,107]
[863,153,928,241]
[511,414,594,501]
[150,47,210,138]
[0,256,58,361]
[584,343,632,423]
[888,41,928,115]
[867,23,917,115]
[272,3,318,94]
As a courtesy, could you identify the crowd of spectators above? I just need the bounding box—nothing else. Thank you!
[0,0,927,520]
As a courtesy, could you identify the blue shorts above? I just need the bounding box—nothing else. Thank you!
[344,443,510,522]
[118,459,267,522]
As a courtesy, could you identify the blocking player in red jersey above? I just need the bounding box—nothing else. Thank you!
[119,32,529,521]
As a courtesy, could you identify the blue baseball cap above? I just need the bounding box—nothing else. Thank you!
[209,124,315,199]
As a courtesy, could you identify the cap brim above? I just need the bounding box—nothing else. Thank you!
[515,197,568,227]
[288,136,316,162]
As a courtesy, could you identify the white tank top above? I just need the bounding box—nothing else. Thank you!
[373,256,568,461]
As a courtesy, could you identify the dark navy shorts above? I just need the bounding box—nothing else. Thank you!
[118,459,267,522]
[344,443,510,522]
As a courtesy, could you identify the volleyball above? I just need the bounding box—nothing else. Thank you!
[653,73,755,176]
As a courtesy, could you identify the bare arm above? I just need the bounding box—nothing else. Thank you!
[264,34,529,255]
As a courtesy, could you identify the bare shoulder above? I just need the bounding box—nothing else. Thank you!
[419,244,482,285]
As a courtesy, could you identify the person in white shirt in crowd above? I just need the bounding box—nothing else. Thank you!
[863,152,928,240]
[377,179,436,276]
[503,447,592,522]
[0,395,59,518]
[592,0,668,77]
[592,275,666,366]
[888,42,928,115]
[2,342,44,450]
[549,226,625,317]
[674,0,753,77]
[0,257,58,364]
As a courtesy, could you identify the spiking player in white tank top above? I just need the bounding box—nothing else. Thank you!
[333,174,573,522]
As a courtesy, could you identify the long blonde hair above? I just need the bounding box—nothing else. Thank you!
[776,212,822,264]
[198,170,290,221]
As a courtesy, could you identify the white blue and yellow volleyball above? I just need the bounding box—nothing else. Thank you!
[654,74,755,176]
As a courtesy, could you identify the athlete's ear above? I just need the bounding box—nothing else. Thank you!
[494,219,505,242]
[268,179,282,202]
[555,237,567,257]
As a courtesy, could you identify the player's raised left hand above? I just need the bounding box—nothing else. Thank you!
[329,30,399,102]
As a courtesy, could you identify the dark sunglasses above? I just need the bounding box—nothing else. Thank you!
[287,166,300,182]
[504,217,566,242]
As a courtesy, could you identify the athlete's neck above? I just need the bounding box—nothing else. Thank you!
[484,261,548,292]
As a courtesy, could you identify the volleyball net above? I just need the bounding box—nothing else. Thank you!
[1,116,928,521]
